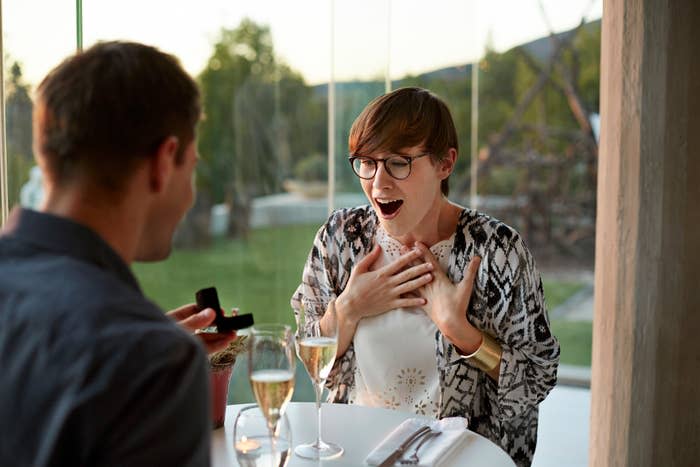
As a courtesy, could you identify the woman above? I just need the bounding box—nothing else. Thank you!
[291,87,559,466]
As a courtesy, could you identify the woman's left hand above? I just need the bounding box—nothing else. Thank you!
[411,242,483,353]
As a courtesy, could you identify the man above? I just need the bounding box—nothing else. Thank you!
[0,41,233,466]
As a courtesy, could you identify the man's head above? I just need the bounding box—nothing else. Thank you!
[34,41,202,261]
[348,87,458,196]
[34,41,201,190]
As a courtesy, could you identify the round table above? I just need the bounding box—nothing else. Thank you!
[212,402,515,466]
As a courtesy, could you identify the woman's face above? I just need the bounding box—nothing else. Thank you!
[360,146,454,241]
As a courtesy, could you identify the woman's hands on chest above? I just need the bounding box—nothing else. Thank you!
[334,237,483,355]
[405,242,483,354]
[335,245,434,326]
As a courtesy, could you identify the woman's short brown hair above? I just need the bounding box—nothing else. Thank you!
[349,87,458,196]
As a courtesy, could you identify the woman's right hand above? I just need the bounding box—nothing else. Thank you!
[335,244,434,325]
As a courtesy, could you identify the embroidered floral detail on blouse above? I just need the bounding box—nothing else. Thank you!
[376,227,454,263]
[382,393,401,410]
[397,367,426,391]
[413,399,428,414]
[380,368,438,417]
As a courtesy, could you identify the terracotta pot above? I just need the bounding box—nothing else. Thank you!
[210,363,234,429]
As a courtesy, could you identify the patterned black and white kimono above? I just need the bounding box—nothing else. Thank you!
[291,205,560,466]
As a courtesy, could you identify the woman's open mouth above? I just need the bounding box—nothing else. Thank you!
[376,199,404,217]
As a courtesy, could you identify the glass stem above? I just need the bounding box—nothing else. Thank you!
[269,422,277,467]
[315,380,323,446]
[268,419,278,455]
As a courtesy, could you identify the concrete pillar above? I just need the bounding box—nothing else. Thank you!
[591,0,700,466]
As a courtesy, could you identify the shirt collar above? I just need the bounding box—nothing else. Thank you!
[1,207,142,292]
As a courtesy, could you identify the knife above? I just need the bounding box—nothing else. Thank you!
[377,425,431,467]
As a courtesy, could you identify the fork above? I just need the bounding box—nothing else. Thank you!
[399,429,442,464]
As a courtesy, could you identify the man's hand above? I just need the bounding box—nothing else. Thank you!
[168,303,237,354]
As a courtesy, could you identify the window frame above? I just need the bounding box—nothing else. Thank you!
[0,0,8,225]
[0,0,83,225]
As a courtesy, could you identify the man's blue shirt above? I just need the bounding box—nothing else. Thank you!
[0,208,211,466]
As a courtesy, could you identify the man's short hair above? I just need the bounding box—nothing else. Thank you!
[349,87,458,196]
[35,41,201,190]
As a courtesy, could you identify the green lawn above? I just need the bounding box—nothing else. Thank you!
[542,280,593,367]
[133,224,591,403]
[549,320,592,367]
[133,224,320,403]
[542,280,585,309]
[133,223,319,325]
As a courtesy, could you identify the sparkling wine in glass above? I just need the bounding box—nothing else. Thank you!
[294,301,344,460]
[248,324,296,434]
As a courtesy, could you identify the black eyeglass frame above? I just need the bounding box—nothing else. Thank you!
[348,153,431,180]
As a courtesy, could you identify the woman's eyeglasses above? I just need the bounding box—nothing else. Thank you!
[348,153,430,180]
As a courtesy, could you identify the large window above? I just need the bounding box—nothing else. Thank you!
[1,0,75,215]
[475,2,601,380]
[1,0,600,413]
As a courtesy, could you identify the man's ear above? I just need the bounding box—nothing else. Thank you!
[149,136,179,192]
[438,148,457,179]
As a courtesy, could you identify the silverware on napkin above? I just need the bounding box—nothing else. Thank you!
[399,429,442,465]
[377,425,432,467]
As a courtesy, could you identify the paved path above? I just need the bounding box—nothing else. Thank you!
[545,269,594,387]
[550,284,594,321]
[546,270,594,322]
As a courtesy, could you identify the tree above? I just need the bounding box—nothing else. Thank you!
[5,61,34,208]
[472,21,601,261]
[192,18,322,242]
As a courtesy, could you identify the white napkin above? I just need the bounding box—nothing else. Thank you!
[365,417,469,466]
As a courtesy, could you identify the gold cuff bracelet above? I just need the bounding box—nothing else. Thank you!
[460,332,503,373]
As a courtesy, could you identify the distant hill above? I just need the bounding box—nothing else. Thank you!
[312,19,600,94]
[519,18,600,61]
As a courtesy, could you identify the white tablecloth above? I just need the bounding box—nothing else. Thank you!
[212,402,515,467]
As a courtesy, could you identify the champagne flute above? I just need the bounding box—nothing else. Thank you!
[294,301,344,459]
[248,324,296,436]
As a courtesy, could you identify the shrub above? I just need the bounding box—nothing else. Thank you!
[293,154,327,182]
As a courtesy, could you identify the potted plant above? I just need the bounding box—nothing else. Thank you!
[209,335,248,429]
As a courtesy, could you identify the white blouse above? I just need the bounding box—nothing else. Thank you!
[348,227,454,417]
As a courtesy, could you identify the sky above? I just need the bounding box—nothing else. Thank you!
[2,0,602,87]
